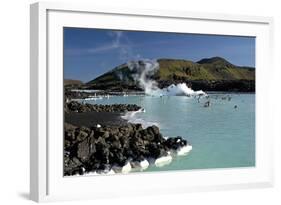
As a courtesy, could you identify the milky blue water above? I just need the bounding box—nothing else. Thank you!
[85,93,255,171]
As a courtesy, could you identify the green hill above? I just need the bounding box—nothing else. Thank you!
[86,57,255,92]
[64,79,84,89]
[64,79,83,86]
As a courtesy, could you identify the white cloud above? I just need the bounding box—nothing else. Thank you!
[64,30,142,62]
[87,31,123,54]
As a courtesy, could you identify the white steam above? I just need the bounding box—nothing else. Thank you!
[127,59,159,94]
[157,83,206,96]
[126,59,206,97]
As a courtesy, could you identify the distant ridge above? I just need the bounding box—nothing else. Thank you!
[64,79,83,86]
[197,56,234,67]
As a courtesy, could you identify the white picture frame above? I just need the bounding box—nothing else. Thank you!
[30,1,274,202]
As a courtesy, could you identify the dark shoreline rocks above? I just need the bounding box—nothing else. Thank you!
[158,80,255,92]
[65,101,142,113]
[64,122,190,176]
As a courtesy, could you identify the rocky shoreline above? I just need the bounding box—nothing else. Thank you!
[64,122,191,176]
[65,101,142,113]
[158,79,255,92]
[64,101,192,176]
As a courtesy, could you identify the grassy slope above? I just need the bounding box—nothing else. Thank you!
[64,79,83,86]
[157,58,254,81]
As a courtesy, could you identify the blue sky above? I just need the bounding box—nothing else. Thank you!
[64,27,255,82]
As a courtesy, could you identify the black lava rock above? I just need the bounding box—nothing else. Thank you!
[64,122,190,176]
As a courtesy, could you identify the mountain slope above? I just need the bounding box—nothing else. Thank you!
[64,79,84,90]
[64,79,83,86]
[86,57,255,92]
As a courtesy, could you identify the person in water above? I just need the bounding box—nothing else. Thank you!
[227,95,232,101]
[197,95,201,103]
[204,100,210,107]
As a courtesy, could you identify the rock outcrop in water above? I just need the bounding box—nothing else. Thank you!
[64,122,190,176]
[65,101,141,113]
